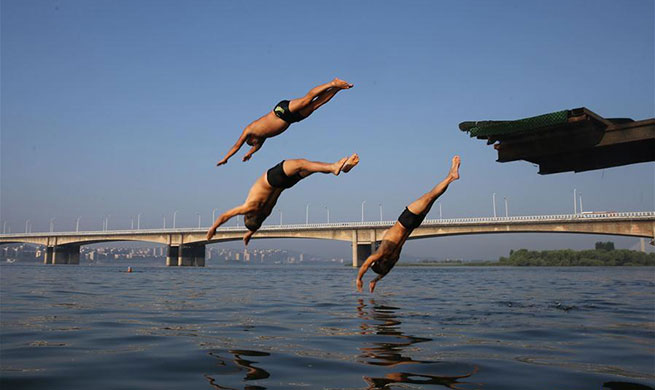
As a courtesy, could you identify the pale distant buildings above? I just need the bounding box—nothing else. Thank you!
[1,243,345,265]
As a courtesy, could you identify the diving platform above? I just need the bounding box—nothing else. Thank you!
[460,108,655,174]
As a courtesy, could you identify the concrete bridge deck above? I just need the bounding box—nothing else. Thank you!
[1,212,653,267]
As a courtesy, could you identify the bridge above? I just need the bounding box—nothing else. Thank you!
[1,212,653,267]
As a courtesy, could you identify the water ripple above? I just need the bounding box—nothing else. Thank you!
[1,264,654,389]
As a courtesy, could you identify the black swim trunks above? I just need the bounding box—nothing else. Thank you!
[266,161,303,189]
[397,207,425,230]
[274,100,306,124]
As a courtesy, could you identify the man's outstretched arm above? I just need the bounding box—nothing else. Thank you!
[217,130,249,166]
[356,252,383,292]
[242,140,264,162]
[206,204,252,240]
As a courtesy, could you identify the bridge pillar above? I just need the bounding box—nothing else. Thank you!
[50,245,80,265]
[178,244,205,267]
[43,246,54,264]
[352,244,371,267]
[66,246,80,264]
[352,231,379,267]
[166,246,179,266]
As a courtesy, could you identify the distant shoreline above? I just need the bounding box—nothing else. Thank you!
[396,262,655,267]
[397,262,494,267]
[398,246,654,267]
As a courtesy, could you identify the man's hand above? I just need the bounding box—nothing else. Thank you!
[243,230,254,246]
[369,279,378,293]
[356,278,363,292]
[206,227,216,241]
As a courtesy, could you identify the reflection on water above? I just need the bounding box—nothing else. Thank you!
[363,370,478,389]
[356,298,432,367]
[206,349,271,389]
[205,374,266,390]
[357,298,478,389]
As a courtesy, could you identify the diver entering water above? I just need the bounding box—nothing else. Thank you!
[356,156,461,293]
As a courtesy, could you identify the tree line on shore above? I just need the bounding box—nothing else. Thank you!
[497,242,654,266]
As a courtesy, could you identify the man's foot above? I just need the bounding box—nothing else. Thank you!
[448,155,461,181]
[332,78,354,89]
[335,153,359,175]
[332,157,348,175]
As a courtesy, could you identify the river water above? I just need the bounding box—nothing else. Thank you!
[1,264,653,389]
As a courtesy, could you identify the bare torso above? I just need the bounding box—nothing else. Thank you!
[246,112,290,145]
[381,222,411,248]
[372,222,412,262]
[243,173,283,219]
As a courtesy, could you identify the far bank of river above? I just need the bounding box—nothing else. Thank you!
[400,247,655,267]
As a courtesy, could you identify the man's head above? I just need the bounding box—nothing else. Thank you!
[246,135,263,146]
[244,213,264,232]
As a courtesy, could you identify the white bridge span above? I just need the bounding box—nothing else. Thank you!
[1,212,653,267]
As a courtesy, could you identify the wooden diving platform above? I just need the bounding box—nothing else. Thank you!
[459,107,655,174]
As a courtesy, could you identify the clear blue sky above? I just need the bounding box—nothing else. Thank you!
[1,0,653,259]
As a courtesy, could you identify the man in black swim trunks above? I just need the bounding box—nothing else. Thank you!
[356,156,461,293]
[207,153,360,245]
[216,78,354,166]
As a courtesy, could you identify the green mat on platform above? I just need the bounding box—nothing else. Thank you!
[460,110,570,137]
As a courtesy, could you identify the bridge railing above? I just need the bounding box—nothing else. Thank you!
[1,211,653,237]
[258,211,655,230]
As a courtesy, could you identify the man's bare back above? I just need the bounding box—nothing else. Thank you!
[216,78,353,166]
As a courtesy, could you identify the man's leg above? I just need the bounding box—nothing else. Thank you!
[282,154,359,178]
[297,88,341,117]
[288,78,353,113]
[406,156,460,216]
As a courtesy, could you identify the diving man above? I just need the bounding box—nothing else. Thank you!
[207,154,360,245]
[217,78,354,166]
[356,156,461,292]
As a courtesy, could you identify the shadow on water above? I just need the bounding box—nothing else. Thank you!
[602,382,655,390]
[205,349,271,390]
[356,298,478,389]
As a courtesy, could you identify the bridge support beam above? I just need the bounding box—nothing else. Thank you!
[45,245,80,265]
[351,229,380,267]
[178,244,205,267]
[352,243,371,267]
[166,246,179,266]
[166,245,205,266]
[43,247,54,264]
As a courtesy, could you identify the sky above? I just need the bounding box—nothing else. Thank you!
[1,0,653,259]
